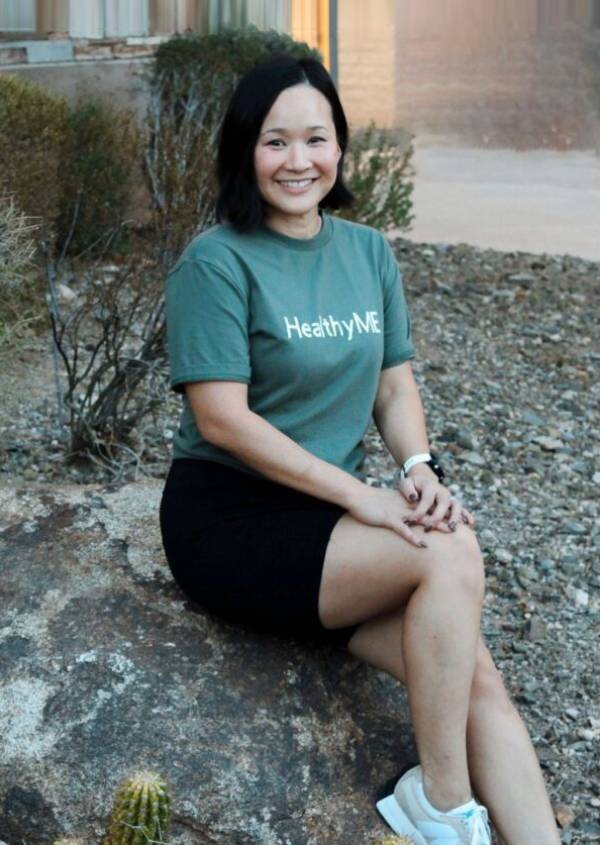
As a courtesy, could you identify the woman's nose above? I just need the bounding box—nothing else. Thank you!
[287,142,311,169]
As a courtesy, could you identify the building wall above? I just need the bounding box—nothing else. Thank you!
[337,0,395,129]
[0,0,289,39]
[392,0,600,148]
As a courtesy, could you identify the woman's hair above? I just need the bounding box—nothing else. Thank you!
[215,54,354,232]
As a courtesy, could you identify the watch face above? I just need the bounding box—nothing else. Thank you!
[429,453,445,481]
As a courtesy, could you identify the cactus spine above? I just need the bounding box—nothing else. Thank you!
[52,839,86,845]
[371,837,415,845]
[103,770,171,845]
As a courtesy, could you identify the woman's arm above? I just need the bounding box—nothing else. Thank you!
[373,361,466,530]
[373,360,432,470]
[186,380,427,547]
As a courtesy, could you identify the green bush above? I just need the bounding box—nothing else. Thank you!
[0,76,142,259]
[56,97,141,255]
[0,75,67,246]
[341,121,414,232]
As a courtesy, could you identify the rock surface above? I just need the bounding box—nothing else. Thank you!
[1,238,599,843]
[0,482,414,845]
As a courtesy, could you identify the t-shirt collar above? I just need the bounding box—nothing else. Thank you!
[256,210,333,251]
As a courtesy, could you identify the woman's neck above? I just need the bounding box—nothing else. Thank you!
[262,209,322,240]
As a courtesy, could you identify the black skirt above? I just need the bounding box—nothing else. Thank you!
[159,458,360,647]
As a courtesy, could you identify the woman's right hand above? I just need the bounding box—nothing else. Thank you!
[347,485,428,548]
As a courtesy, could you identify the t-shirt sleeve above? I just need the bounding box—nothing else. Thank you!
[164,257,251,394]
[379,235,415,370]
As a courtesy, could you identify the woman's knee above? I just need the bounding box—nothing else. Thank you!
[422,525,485,602]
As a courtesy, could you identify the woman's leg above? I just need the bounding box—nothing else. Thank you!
[318,516,485,811]
[345,607,561,845]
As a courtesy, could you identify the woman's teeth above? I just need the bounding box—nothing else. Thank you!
[279,179,314,188]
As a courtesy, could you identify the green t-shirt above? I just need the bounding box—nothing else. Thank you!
[164,210,415,481]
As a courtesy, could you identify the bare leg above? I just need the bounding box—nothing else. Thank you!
[399,543,483,810]
[319,517,485,811]
[346,609,561,845]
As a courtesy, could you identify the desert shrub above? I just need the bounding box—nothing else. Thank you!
[56,97,142,256]
[0,75,67,246]
[0,192,45,353]
[143,25,322,266]
[0,192,39,291]
[48,225,167,476]
[340,121,415,231]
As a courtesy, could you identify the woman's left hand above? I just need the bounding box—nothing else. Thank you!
[398,473,476,532]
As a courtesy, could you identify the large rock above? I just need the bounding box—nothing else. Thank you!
[0,480,414,845]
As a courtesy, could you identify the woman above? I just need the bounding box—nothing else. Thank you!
[159,55,561,845]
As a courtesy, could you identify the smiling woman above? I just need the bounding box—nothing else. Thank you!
[253,84,342,238]
[159,53,563,845]
[215,55,353,234]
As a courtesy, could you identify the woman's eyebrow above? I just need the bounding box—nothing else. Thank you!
[261,125,329,136]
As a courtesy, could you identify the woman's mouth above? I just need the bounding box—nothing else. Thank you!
[277,178,317,192]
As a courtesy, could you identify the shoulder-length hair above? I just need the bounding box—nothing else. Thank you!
[215,54,354,232]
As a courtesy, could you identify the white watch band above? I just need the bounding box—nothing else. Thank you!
[400,452,431,479]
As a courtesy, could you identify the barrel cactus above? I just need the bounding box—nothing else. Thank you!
[103,769,171,845]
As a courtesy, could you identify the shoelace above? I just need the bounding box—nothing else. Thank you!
[458,804,492,845]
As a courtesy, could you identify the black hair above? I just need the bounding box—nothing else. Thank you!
[215,54,354,232]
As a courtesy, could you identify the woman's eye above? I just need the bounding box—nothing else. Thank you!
[310,136,326,143]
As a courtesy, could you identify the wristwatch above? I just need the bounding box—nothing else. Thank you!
[399,451,445,483]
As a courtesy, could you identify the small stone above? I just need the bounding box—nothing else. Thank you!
[533,436,564,451]
[577,728,596,741]
[565,707,579,720]
[458,450,486,466]
[494,548,513,564]
[508,272,537,285]
[566,586,589,608]
[561,521,587,536]
[524,617,547,641]
[56,282,77,303]
[537,558,553,573]
[521,411,545,426]
[455,429,478,450]
[554,804,575,828]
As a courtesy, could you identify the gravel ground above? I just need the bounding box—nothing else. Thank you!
[1,237,598,842]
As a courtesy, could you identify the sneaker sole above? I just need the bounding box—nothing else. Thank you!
[376,794,427,845]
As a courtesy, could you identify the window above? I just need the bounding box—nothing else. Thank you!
[0,0,35,33]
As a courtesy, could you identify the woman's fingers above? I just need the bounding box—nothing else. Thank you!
[398,476,419,504]
[408,485,438,522]
[461,505,476,528]
[396,518,428,548]
[446,496,463,531]
[422,492,453,529]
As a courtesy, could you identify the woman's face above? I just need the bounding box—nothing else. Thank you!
[254,83,342,225]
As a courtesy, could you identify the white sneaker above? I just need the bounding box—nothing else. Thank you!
[376,764,492,845]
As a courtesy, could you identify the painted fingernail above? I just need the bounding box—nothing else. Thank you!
[419,541,428,548]
[409,493,417,502]
[462,514,469,524]
[449,521,457,531]
[424,525,432,533]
